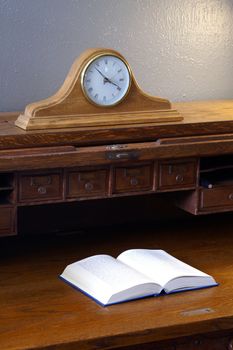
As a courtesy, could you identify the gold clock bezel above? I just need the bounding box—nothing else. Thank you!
[81,52,132,107]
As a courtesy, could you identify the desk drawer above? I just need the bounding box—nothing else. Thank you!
[18,172,62,203]
[113,164,153,194]
[67,169,108,198]
[158,159,197,190]
[200,185,233,209]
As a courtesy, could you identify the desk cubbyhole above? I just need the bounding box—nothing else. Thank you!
[200,155,233,189]
[200,168,233,189]
[176,155,233,215]
[199,157,233,212]
[0,173,15,204]
[200,154,233,172]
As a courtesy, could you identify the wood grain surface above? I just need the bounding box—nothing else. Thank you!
[1,100,233,150]
[0,214,233,349]
[1,135,233,172]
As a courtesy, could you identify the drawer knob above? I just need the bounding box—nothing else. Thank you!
[85,182,94,191]
[228,193,233,200]
[176,174,184,183]
[193,339,202,346]
[38,186,47,195]
[130,177,138,186]
[228,339,233,350]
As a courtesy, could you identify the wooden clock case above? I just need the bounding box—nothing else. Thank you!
[15,48,182,130]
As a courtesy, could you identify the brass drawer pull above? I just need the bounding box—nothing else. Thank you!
[176,174,184,183]
[193,339,202,346]
[130,177,138,186]
[38,186,47,195]
[85,182,94,191]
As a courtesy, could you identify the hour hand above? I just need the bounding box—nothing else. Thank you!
[109,80,121,90]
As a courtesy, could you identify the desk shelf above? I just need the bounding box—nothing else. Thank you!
[0,172,15,203]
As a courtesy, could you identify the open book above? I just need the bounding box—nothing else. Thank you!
[60,249,218,306]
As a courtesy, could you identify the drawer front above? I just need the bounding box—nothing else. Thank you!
[19,172,62,202]
[113,164,153,194]
[67,169,108,198]
[158,160,197,190]
[200,186,233,209]
[0,206,15,236]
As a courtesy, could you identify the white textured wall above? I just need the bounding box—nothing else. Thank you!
[0,0,233,112]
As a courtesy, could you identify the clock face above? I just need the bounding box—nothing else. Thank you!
[81,54,131,106]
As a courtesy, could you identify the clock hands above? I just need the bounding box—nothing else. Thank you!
[95,67,107,80]
[95,67,121,90]
[110,81,121,90]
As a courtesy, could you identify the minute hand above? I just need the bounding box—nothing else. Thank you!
[95,68,121,89]
[95,67,108,80]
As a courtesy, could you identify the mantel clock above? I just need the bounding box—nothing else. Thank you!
[15,48,182,130]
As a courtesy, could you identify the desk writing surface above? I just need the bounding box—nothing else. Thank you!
[0,215,233,350]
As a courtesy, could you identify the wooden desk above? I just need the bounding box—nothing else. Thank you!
[1,100,233,349]
[1,215,233,349]
[2,100,233,237]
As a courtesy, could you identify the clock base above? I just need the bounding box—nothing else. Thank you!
[15,109,182,130]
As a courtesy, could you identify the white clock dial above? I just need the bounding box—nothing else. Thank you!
[82,54,131,106]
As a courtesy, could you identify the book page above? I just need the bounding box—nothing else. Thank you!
[61,254,159,305]
[117,249,210,287]
[77,255,154,291]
